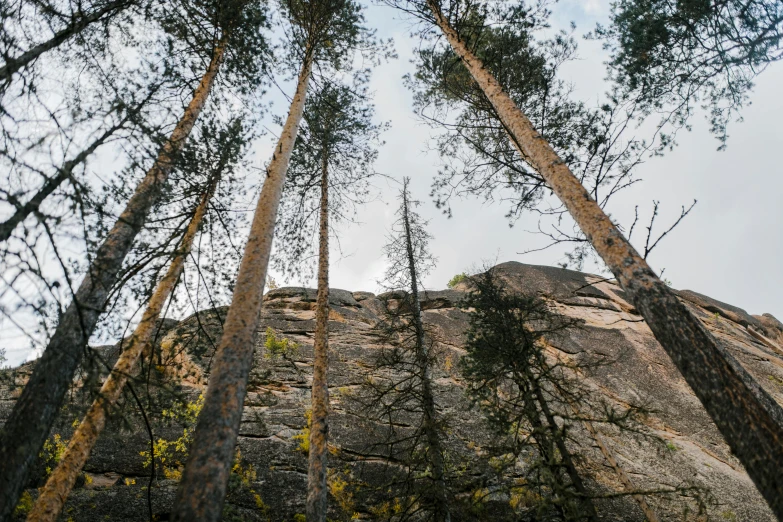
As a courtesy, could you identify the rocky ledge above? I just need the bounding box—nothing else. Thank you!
[2,262,782,521]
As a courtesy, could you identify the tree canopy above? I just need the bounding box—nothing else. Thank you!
[596,0,783,146]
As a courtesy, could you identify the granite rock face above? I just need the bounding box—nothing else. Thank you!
[2,262,783,521]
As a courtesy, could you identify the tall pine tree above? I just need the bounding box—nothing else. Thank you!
[171,0,382,519]
[381,0,783,515]
[358,178,451,522]
[274,79,385,521]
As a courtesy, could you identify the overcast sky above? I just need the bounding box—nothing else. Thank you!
[264,0,783,323]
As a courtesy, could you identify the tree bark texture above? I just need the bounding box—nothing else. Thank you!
[171,54,314,522]
[0,39,225,520]
[400,182,450,522]
[306,151,331,522]
[0,0,132,87]
[426,2,783,516]
[26,166,222,522]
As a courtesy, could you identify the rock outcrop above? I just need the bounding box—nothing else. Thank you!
[2,262,782,521]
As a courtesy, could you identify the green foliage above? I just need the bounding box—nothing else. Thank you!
[447,273,468,288]
[509,485,543,510]
[13,491,34,517]
[141,394,204,480]
[291,410,312,454]
[327,468,358,517]
[596,0,783,146]
[220,448,269,520]
[381,178,437,290]
[264,327,299,359]
[157,0,271,94]
[460,266,712,517]
[281,0,386,73]
[407,1,652,270]
[412,7,570,222]
[39,433,69,477]
[229,448,263,499]
[460,267,594,518]
[721,510,738,521]
[352,179,453,521]
[274,78,386,281]
[767,375,783,387]
[138,393,267,515]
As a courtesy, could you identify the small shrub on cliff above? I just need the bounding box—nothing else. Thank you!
[39,433,68,476]
[328,467,359,517]
[13,491,33,518]
[138,393,269,516]
[292,410,312,454]
[447,273,468,288]
[264,327,299,359]
[141,394,204,480]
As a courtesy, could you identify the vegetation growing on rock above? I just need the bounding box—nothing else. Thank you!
[0,0,782,519]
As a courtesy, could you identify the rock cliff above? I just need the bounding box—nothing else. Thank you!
[2,262,783,521]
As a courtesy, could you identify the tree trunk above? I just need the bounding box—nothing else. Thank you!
[171,52,314,522]
[426,2,783,516]
[26,162,223,522]
[400,180,450,522]
[519,390,570,519]
[0,38,226,519]
[0,0,132,88]
[532,385,597,520]
[306,149,331,522]
[569,401,660,522]
[0,90,154,242]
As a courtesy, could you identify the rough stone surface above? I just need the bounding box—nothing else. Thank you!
[2,261,782,521]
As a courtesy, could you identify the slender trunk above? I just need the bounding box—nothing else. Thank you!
[400,180,450,522]
[0,0,132,87]
[520,390,569,519]
[26,164,223,522]
[588,429,659,522]
[0,39,225,519]
[427,2,783,515]
[306,149,330,522]
[532,385,597,520]
[568,402,660,522]
[171,52,314,522]
[0,90,152,242]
